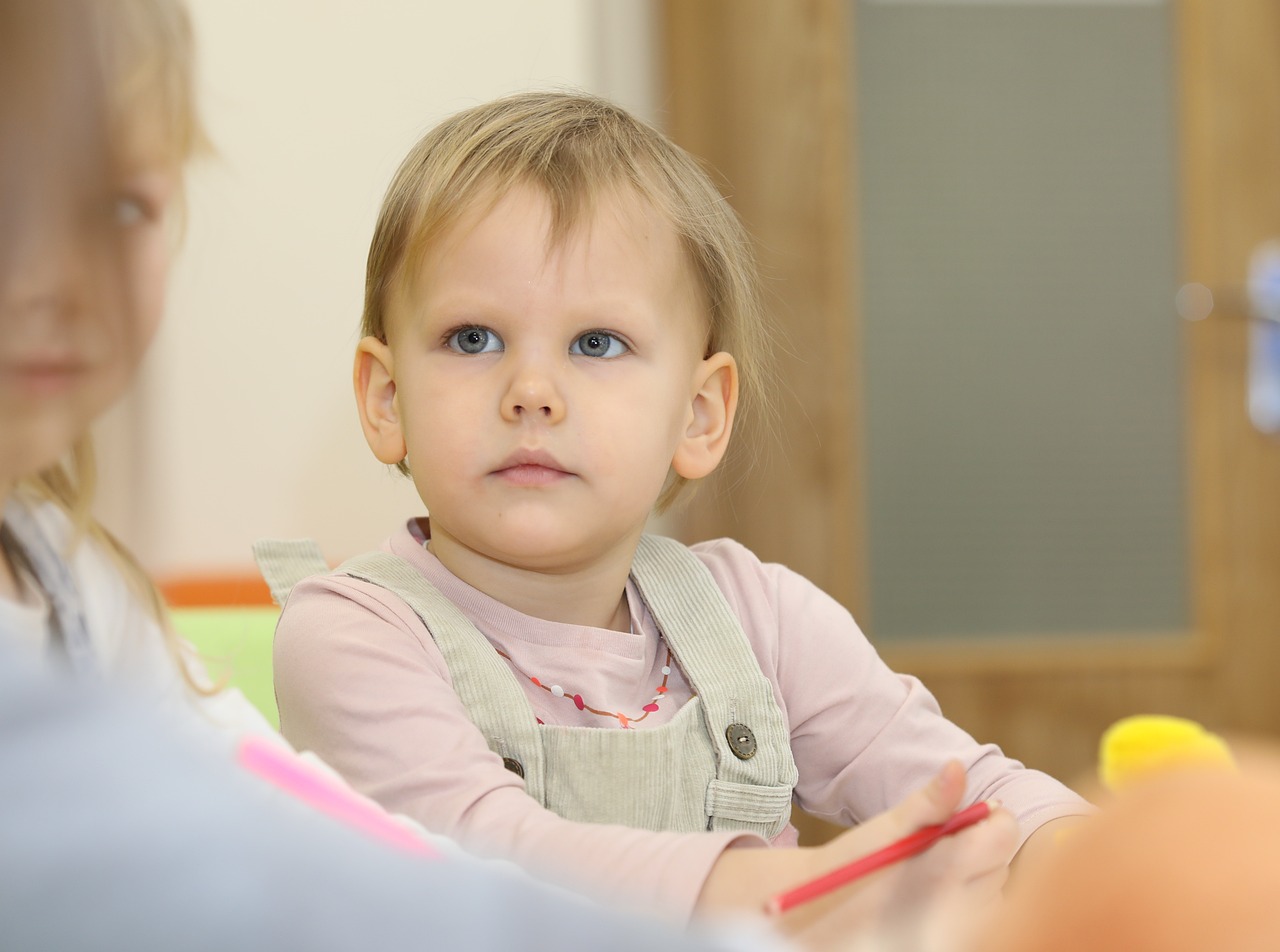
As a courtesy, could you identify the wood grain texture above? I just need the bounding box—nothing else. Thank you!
[661,0,865,617]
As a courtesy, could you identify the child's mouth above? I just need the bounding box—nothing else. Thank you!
[0,360,91,395]
[494,463,571,487]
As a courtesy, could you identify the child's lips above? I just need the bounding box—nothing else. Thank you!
[0,358,92,395]
[492,449,574,486]
[495,463,572,487]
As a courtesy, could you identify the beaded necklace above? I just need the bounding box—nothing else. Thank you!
[494,620,673,730]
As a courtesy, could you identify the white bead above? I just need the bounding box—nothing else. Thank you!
[550,685,565,698]
[661,666,671,676]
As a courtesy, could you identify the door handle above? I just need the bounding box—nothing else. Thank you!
[1177,241,1280,434]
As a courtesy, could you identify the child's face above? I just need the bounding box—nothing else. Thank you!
[362,183,736,572]
[0,142,177,491]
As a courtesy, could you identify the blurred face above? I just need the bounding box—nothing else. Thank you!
[0,136,178,497]
[363,184,728,576]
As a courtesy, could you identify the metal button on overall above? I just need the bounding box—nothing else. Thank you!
[725,723,757,760]
[502,757,525,778]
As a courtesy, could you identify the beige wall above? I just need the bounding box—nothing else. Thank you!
[95,0,657,575]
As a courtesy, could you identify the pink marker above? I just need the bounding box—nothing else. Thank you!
[237,736,437,858]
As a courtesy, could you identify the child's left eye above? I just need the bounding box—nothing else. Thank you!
[570,332,628,359]
[112,194,154,227]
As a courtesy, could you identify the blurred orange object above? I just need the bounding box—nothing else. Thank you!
[158,573,274,607]
[986,761,1280,952]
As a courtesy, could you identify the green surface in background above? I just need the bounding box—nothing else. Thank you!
[172,607,280,728]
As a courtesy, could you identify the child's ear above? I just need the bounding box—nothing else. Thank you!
[353,336,407,465]
[673,351,738,480]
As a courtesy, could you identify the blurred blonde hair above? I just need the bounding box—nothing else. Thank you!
[362,90,774,512]
[8,0,208,688]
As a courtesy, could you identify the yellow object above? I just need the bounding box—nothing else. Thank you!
[1099,715,1234,792]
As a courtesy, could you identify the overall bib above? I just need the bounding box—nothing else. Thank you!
[257,534,799,839]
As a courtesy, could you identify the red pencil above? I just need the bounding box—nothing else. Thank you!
[764,800,993,916]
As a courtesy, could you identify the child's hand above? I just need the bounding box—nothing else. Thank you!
[698,761,1019,952]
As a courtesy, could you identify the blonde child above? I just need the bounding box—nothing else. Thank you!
[1,6,1010,950]
[0,0,280,750]
[269,91,1088,924]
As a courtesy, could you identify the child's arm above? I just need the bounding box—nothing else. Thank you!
[692,539,1091,848]
[698,760,1018,916]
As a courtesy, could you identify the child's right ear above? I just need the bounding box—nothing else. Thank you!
[353,337,407,465]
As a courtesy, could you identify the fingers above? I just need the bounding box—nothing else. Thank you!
[769,763,1021,952]
[778,830,1004,952]
[945,804,1019,884]
[827,759,969,864]
[899,759,969,831]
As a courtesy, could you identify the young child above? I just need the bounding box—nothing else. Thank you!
[0,0,278,750]
[269,91,1086,923]
[0,12,809,947]
[3,6,1022,950]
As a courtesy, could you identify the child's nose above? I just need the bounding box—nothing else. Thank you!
[3,223,88,322]
[500,361,566,424]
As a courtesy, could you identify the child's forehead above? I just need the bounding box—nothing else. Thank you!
[386,180,709,330]
[448,179,674,248]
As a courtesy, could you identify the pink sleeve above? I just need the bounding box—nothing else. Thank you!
[694,540,1090,848]
[272,573,764,923]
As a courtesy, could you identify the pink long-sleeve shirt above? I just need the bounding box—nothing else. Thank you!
[274,519,1087,921]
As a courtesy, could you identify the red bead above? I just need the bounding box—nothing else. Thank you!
[573,694,585,711]
[656,685,668,694]
[643,703,659,712]
[531,677,541,687]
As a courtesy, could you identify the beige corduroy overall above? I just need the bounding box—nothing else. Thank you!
[256,533,799,839]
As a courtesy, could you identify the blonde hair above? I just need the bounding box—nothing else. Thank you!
[6,0,208,688]
[363,90,774,511]
[99,0,207,168]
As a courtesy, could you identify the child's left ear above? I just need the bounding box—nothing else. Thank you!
[673,352,739,480]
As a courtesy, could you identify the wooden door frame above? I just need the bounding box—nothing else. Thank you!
[661,0,1280,785]
[662,1,864,612]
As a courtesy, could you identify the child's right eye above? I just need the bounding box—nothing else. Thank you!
[446,326,504,354]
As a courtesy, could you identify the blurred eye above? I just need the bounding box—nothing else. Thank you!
[570,331,628,359]
[446,326,503,354]
[112,193,153,228]
[108,166,176,229]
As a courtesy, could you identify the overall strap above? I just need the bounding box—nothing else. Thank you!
[335,551,547,802]
[630,535,798,838]
[251,539,331,607]
[2,502,98,677]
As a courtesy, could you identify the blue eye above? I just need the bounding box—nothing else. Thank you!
[447,327,503,354]
[570,331,628,359]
